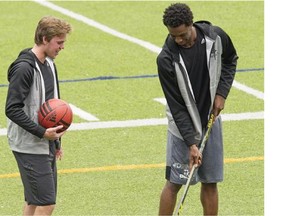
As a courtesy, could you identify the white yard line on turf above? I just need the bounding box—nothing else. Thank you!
[33,0,264,101]
[0,111,264,136]
[69,104,99,121]
[33,0,162,54]
[233,81,264,100]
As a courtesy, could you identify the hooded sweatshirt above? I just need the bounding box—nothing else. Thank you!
[157,21,238,147]
[5,48,59,154]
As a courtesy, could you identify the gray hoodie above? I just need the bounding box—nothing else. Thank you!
[157,21,238,146]
[5,48,59,154]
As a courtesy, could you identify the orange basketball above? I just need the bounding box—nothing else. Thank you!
[38,98,73,132]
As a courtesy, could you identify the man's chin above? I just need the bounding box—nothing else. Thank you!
[180,45,189,48]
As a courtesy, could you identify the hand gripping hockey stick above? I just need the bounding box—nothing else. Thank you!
[174,113,215,215]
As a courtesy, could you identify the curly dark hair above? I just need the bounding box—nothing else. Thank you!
[163,3,194,27]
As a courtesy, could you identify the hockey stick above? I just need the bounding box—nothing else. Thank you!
[174,113,215,215]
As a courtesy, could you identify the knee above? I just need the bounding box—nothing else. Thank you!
[47,204,56,211]
[201,183,217,193]
[46,204,56,213]
[164,181,182,195]
[37,204,56,214]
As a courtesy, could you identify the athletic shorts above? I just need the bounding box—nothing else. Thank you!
[13,142,57,206]
[165,116,223,185]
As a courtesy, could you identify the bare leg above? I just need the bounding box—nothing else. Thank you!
[23,202,36,216]
[23,203,55,216]
[159,181,182,216]
[200,183,218,216]
[34,205,55,216]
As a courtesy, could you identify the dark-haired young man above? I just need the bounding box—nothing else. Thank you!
[157,3,238,215]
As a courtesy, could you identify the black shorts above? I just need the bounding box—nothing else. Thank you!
[13,143,57,206]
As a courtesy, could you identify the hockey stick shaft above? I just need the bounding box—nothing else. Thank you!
[174,113,215,215]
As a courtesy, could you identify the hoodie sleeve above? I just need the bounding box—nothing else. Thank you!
[214,26,238,98]
[5,61,46,138]
[157,48,201,146]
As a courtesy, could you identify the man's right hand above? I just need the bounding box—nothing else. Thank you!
[43,125,65,140]
[189,144,202,170]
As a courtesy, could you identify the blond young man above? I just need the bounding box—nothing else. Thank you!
[5,16,72,215]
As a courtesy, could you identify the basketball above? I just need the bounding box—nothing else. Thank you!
[38,98,73,132]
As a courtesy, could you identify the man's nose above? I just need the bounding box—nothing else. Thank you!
[175,37,183,44]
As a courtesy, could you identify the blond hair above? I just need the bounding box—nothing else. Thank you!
[34,16,72,45]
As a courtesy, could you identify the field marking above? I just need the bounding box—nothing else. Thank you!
[0,111,264,136]
[0,156,263,179]
[0,69,263,88]
[69,103,99,121]
[66,111,264,132]
[154,97,167,105]
[34,0,161,54]
[224,156,264,163]
[220,112,263,121]
[233,80,264,100]
[34,0,264,101]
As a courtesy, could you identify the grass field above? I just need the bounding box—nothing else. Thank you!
[0,0,264,215]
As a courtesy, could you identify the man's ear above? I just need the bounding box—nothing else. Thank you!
[42,36,48,45]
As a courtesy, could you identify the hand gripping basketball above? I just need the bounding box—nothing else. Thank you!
[38,98,73,132]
